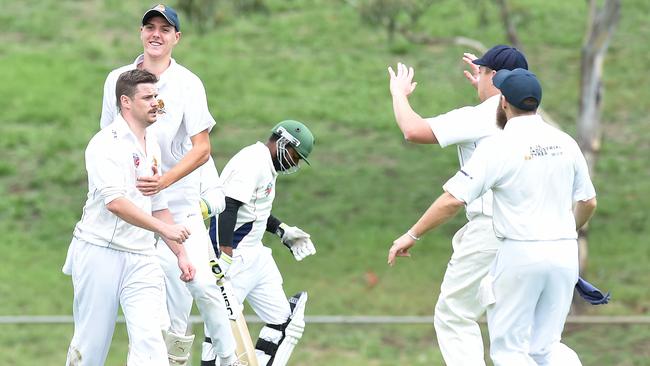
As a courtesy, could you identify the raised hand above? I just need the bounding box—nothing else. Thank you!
[388,62,418,97]
[462,52,480,89]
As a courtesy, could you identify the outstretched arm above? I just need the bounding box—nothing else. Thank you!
[387,192,464,266]
[388,62,437,144]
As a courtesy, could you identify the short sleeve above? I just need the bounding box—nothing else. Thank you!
[85,139,127,204]
[427,97,498,148]
[220,155,258,204]
[572,144,596,201]
[151,191,169,212]
[443,139,500,203]
[100,72,119,129]
[183,76,216,137]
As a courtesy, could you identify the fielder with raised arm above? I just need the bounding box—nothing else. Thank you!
[63,69,195,365]
[388,69,597,365]
[99,4,240,365]
[388,45,534,365]
[201,120,317,366]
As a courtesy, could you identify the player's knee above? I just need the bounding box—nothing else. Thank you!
[256,291,308,366]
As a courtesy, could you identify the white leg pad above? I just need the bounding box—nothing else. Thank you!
[163,330,195,366]
[270,292,307,366]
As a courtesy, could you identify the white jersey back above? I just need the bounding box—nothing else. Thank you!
[444,115,596,241]
[427,95,501,219]
[220,142,277,249]
[100,55,216,220]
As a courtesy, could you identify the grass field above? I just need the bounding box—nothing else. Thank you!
[0,0,648,365]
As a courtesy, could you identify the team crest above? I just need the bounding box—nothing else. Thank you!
[157,99,166,114]
[264,182,273,197]
[133,153,141,168]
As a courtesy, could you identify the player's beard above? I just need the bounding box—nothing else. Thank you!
[496,105,508,129]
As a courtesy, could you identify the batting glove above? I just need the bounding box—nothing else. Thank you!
[209,252,233,285]
[280,223,317,261]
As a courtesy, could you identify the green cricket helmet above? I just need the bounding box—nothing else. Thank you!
[271,120,315,165]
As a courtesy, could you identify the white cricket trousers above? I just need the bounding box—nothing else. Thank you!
[63,238,168,366]
[486,239,580,366]
[202,245,292,360]
[157,213,236,358]
[434,215,500,366]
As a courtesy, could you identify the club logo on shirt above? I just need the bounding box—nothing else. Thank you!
[133,153,140,168]
[264,182,274,197]
[157,99,166,114]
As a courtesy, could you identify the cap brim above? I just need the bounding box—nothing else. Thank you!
[492,69,513,89]
[472,58,488,66]
[142,10,176,29]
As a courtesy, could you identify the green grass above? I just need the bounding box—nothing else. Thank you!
[0,0,649,364]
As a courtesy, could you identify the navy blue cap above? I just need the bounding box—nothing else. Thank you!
[493,68,542,111]
[142,4,180,32]
[473,45,528,71]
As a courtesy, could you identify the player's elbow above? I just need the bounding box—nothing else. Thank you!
[105,199,123,215]
[401,126,436,144]
[584,196,597,211]
[194,144,211,165]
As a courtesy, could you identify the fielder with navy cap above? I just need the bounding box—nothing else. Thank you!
[388,45,533,365]
[388,69,597,365]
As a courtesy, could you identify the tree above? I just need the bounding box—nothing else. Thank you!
[576,0,620,282]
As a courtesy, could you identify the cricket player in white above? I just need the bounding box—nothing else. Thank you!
[388,69,597,365]
[388,45,529,365]
[99,5,240,365]
[63,69,195,366]
[201,120,316,366]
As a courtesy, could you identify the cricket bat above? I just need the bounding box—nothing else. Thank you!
[218,278,260,366]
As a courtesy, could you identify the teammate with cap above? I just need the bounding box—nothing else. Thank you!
[388,45,530,365]
[201,120,316,366]
[99,4,240,366]
[387,68,597,365]
[63,69,195,365]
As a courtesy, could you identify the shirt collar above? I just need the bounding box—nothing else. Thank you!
[503,114,543,131]
[256,141,278,177]
[133,54,177,87]
[111,114,147,148]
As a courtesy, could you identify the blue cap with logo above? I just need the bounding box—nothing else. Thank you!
[472,45,528,71]
[492,68,542,111]
[142,4,180,32]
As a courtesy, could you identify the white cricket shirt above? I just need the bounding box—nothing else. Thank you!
[443,115,596,241]
[100,55,216,220]
[426,94,501,219]
[219,142,277,249]
[73,115,167,254]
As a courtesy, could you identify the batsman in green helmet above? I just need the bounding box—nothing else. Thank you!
[199,120,316,366]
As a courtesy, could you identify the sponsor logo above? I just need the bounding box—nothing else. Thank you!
[132,153,140,168]
[527,144,564,159]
